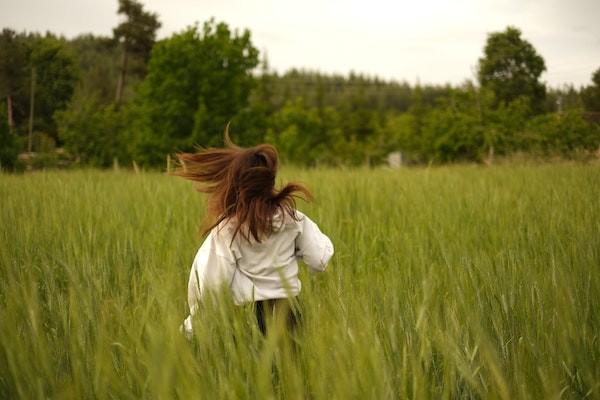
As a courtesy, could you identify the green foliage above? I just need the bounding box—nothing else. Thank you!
[0,29,28,109]
[28,34,79,143]
[525,109,600,155]
[0,30,30,138]
[130,19,259,165]
[264,97,389,166]
[113,0,161,107]
[66,34,121,105]
[113,0,161,61]
[382,113,416,158]
[262,68,449,116]
[478,26,546,114]
[389,84,532,162]
[4,20,598,168]
[546,85,584,112]
[0,106,23,170]
[581,67,600,111]
[421,105,486,162]
[266,98,337,165]
[481,95,531,154]
[0,30,78,145]
[55,92,131,167]
[1,166,599,398]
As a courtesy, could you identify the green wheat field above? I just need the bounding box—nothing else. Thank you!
[1,163,599,399]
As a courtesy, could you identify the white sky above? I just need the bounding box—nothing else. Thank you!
[1,0,599,87]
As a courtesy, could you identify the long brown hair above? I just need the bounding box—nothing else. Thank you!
[170,126,312,243]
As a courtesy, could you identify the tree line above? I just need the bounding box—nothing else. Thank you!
[1,0,599,170]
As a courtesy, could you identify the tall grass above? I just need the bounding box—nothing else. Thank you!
[0,164,599,399]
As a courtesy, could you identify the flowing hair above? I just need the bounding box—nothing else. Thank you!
[170,125,313,243]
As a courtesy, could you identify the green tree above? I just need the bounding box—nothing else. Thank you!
[113,0,161,106]
[130,19,258,165]
[55,91,130,166]
[266,98,323,164]
[266,98,346,165]
[231,53,276,147]
[27,34,79,144]
[387,83,533,163]
[67,34,121,105]
[338,83,379,144]
[526,109,600,155]
[581,67,600,111]
[0,32,78,147]
[478,26,546,114]
[0,29,28,135]
[0,105,22,170]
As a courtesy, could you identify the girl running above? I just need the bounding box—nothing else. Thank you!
[172,129,334,338]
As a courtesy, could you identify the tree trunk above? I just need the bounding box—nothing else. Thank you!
[115,44,129,107]
[6,95,14,135]
[28,66,36,153]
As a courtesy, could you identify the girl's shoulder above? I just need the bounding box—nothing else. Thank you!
[212,218,237,239]
[211,209,308,248]
[272,208,308,230]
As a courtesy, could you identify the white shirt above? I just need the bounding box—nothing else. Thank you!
[181,209,334,335]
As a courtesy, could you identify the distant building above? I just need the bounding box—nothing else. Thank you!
[387,151,402,168]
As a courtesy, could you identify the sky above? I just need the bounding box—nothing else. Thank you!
[1,0,599,87]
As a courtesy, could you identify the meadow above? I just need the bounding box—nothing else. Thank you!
[0,163,599,399]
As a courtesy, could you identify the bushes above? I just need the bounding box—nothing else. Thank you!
[525,109,600,156]
[55,93,131,167]
[265,98,382,166]
[386,86,600,164]
[266,98,337,166]
[421,108,486,162]
[0,107,23,171]
[0,128,23,171]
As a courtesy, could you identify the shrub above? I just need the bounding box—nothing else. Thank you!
[525,109,600,156]
[55,93,131,167]
[0,107,24,171]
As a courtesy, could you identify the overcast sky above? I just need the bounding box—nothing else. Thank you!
[2,0,599,87]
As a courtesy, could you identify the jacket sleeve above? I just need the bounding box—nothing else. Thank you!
[294,211,334,272]
[181,229,237,338]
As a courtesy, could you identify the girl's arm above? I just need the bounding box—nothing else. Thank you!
[294,211,334,272]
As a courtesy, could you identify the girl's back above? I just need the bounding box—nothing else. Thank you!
[172,128,334,336]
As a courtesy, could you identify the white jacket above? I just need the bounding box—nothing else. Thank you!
[181,209,334,335]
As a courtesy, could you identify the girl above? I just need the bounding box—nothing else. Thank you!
[172,130,334,338]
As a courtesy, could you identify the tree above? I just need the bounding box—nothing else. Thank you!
[26,34,79,145]
[0,105,22,170]
[478,26,547,114]
[67,34,121,105]
[55,91,130,166]
[526,109,600,155]
[129,19,259,165]
[113,0,161,106]
[266,98,347,165]
[0,31,77,148]
[0,29,28,135]
[581,67,600,111]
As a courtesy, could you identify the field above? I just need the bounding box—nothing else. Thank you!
[1,164,599,399]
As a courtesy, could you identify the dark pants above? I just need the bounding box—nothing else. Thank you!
[254,297,301,336]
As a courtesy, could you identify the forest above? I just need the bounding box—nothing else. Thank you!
[1,0,599,170]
